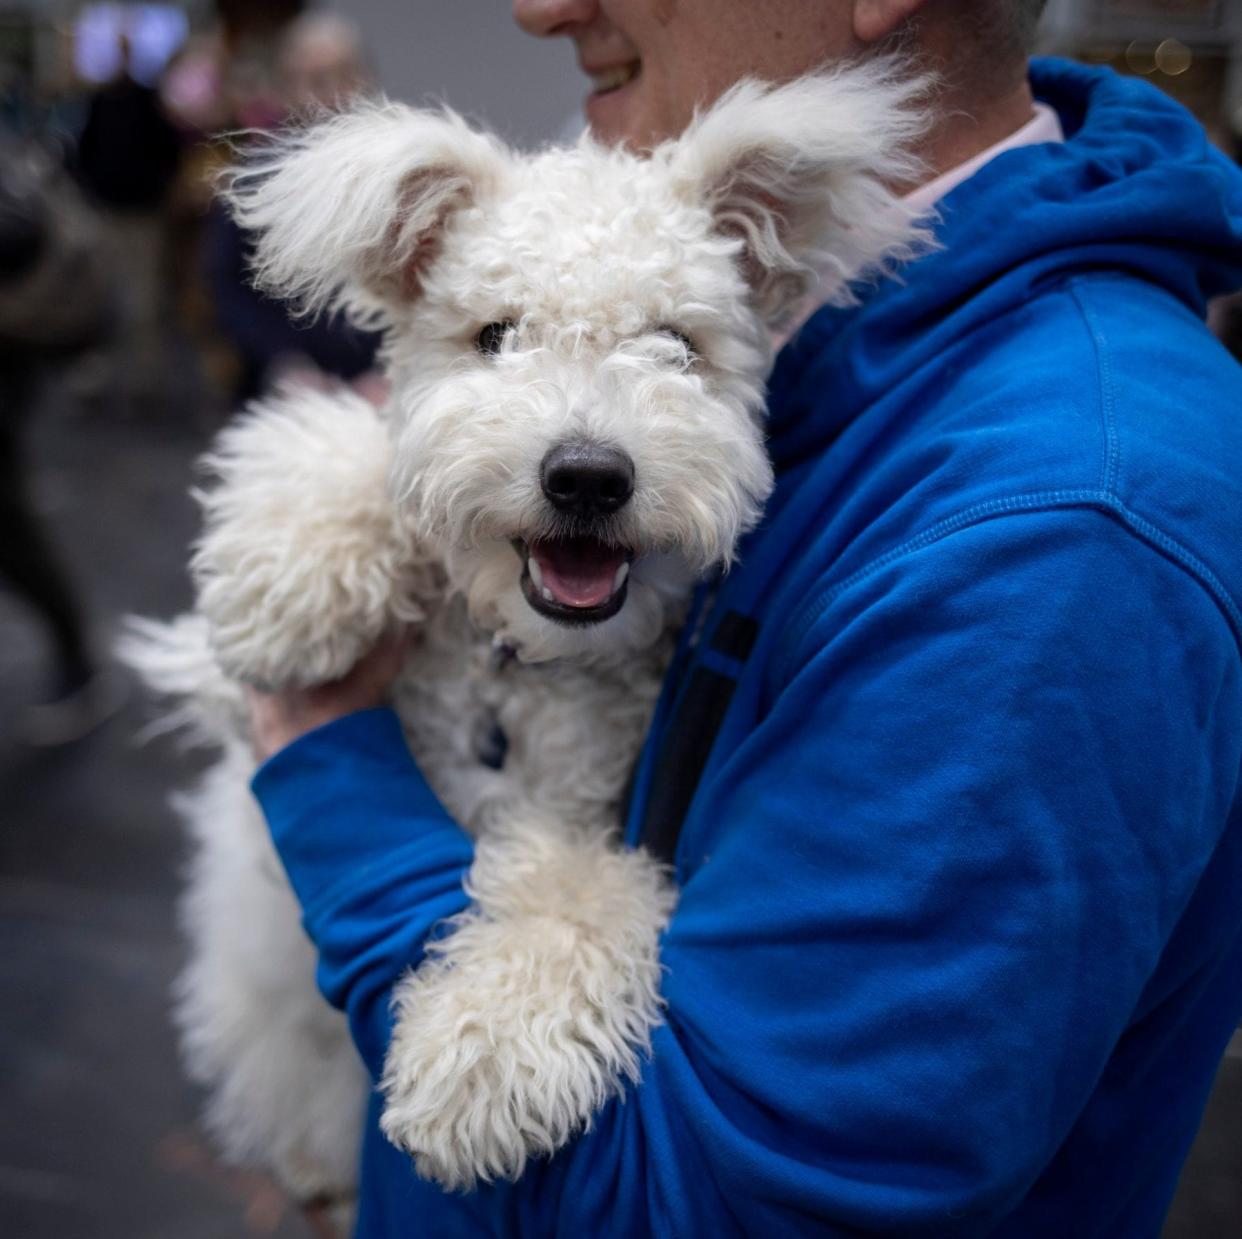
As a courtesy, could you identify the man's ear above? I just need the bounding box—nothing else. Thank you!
[666,58,932,325]
[222,101,509,326]
[853,0,929,45]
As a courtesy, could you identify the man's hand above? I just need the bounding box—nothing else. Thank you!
[246,628,411,762]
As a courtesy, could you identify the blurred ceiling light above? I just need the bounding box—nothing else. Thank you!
[1124,40,1158,76]
[1154,38,1193,77]
[75,4,189,87]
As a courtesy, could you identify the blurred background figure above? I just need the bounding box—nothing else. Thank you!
[202,10,381,406]
[71,14,184,411]
[0,126,122,744]
[277,11,367,111]
[76,34,181,211]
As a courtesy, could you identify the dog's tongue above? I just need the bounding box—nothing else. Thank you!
[530,537,627,609]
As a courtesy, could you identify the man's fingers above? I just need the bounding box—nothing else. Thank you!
[245,627,416,761]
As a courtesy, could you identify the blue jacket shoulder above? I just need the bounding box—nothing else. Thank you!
[770,272,1242,669]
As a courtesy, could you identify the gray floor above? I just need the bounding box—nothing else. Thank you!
[0,376,1239,1238]
[0,376,304,1238]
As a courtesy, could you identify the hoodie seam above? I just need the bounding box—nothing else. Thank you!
[1068,281,1122,496]
[774,492,1242,688]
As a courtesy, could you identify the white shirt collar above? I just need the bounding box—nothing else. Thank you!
[903,101,1064,218]
[774,102,1065,347]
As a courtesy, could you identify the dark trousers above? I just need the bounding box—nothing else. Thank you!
[0,355,91,689]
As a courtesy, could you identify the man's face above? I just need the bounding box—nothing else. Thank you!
[513,0,860,149]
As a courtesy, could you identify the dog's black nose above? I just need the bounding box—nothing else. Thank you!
[540,442,634,516]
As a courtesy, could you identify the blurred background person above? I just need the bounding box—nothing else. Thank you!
[72,30,182,412]
[0,125,124,744]
[277,10,368,111]
[76,34,181,215]
[202,11,382,407]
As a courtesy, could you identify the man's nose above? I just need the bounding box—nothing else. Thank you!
[512,0,597,37]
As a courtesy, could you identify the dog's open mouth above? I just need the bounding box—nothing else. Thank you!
[516,536,632,626]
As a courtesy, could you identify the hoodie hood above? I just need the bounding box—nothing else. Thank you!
[767,57,1242,470]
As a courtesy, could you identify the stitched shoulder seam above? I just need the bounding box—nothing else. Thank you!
[774,491,1242,687]
[1068,280,1122,495]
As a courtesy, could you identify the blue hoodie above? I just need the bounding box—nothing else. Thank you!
[252,60,1242,1237]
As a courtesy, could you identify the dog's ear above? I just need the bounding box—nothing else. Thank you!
[223,101,508,325]
[667,59,932,325]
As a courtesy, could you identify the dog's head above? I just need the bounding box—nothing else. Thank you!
[226,61,928,662]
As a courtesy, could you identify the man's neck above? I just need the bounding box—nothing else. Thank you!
[916,73,1038,190]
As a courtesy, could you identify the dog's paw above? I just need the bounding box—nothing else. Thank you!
[380,829,675,1189]
[192,386,439,689]
[380,912,657,1190]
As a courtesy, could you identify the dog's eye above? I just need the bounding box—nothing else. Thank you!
[475,320,515,357]
[656,327,696,362]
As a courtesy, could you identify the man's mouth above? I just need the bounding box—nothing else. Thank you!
[588,61,640,96]
[516,536,633,626]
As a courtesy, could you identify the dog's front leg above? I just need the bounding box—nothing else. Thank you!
[378,814,675,1190]
[193,386,436,691]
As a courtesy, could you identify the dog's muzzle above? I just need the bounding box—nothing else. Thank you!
[516,442,635,625]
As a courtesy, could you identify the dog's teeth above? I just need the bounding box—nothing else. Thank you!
[529,557,544,589]
[613,562,630,592]
[542,587,555,603]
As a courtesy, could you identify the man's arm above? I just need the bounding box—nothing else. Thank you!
[252,706,474,1073]
[253,506,1242,1235]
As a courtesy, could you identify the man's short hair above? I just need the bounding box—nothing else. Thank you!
[1009,0,1049,49]
[955,0,1047,65]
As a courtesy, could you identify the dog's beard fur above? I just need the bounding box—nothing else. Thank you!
[387,323,775,662]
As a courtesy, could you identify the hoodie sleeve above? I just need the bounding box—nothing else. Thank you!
[254,506,1242,1237]
[251,707,474,1075]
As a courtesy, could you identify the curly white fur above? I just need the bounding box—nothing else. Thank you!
[192,387,438,690]
[381,818,677,1188]
[668,64,931,321]
[174,745,370,1202]
[125,60,930,1202]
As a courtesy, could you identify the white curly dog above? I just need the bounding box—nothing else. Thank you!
[125,60,928,1209]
